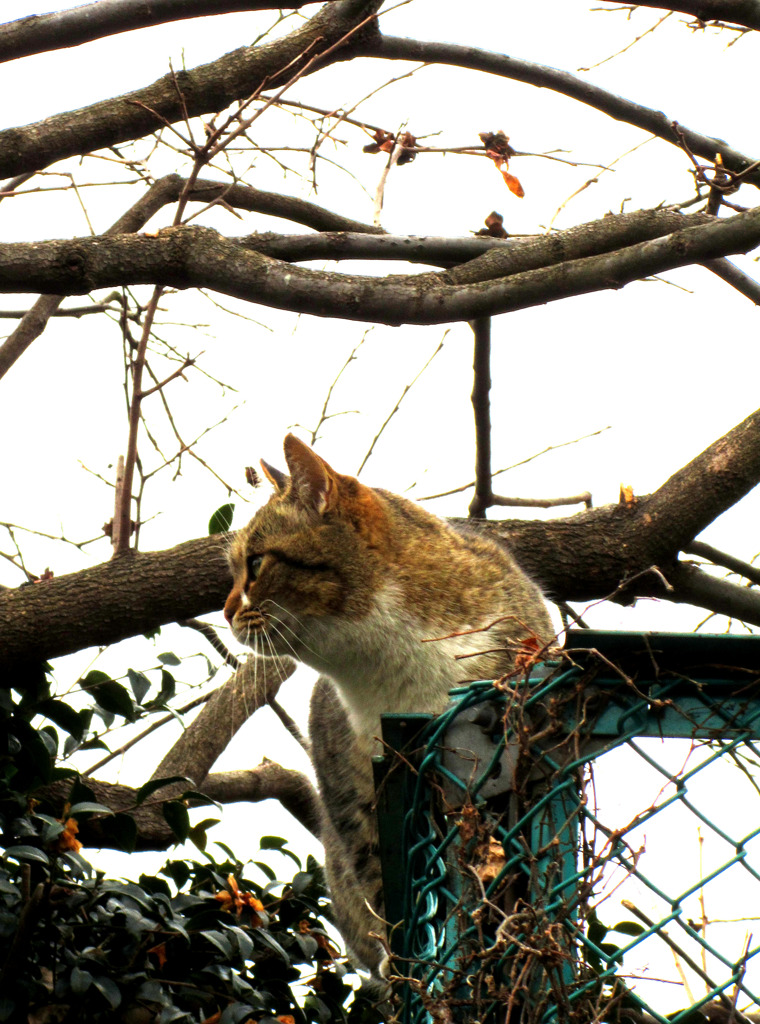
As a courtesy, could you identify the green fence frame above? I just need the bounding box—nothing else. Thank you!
[374,630,760,1024]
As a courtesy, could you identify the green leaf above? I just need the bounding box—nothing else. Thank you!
[70,965,93,994]
[90,681,136,722]
[127,669,151,704]
[159,669,176,702]
[158,652,181,666]
[37,698,87,740]
[161,860,190,889]
[209,502,235,535]
[181,790,222,810]
[254,928,290,962]
[4,845,49,865]
[204,929,234,956]
[225,924,254,961]
[260,835,288,850]
[40,821,64,844]
[253,861,276,882]
[80,669,112,688]
[135,775,190,806]
[189,817,220,852]
[69,801,114,817]
[611,920,647,937]
[599,942,623,962]
[91,975,121,1009]
[260,836,301,868]
[163,801,191,843]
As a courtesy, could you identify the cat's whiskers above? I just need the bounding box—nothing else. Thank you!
[264,600,321,660]
[263,615,303,664]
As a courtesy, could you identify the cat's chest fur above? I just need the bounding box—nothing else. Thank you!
[302,581,507,753]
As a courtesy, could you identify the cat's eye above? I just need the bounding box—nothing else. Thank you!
[246,555,264,581]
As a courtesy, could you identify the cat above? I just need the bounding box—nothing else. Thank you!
[223,434,553,978]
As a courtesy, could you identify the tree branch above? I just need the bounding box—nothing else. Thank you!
[0,206,759,325]
[683,540,760,585]
[0,0,326,64]
[5,406,760,671]
[0,173,196,381]
[0,0,382,180]
[356,35,760,186]
[468,316,492,519]
[605,1,760,32]
[37,760,322,850]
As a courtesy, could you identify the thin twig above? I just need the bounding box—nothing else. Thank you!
[356,335,446,477]
[417,427,609,501]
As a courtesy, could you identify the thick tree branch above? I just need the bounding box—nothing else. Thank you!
[356,35,760,186]
[0,0,382,181]
[0,1,326,64]
[37,761,322,850]
[606,0,760,31]
[0,534,230,671]
[467,402,760,613]
[0,173,196,381]
[150,654,296,784]
[0,206,759,325]
[5,406,760,671]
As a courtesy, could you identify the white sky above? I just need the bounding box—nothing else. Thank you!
[2,1,760,1008]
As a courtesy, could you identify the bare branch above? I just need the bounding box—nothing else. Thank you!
[356,35,760,186]
[603,0,760,32]
[6,406,760,671]
[1,206,759,325]
[418,427,608,502]
[355,335,445,475]
[468,317,492,519]
[0,2,325,64]
[150,654,296,784]
[0,174,193,381]
[702,257,760,303]
[683,540,760,585]
[0,0,383,180]
[38,760,322,849]
[489,493,593,510]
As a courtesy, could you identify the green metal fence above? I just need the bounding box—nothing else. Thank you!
[374,630,760,1024]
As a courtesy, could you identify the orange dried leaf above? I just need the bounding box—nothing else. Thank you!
[148,942,168,968]
[501,170,525,197]
[363,128,395,154]
[56,818,82,853]
[513,635,542,671]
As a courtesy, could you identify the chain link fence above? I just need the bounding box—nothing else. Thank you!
[375,630,760,1024]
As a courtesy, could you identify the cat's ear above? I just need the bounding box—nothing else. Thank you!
[259,458,288,494]
[283,433,337,515]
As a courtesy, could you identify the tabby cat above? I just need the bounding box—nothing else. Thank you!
[224,434,552,976]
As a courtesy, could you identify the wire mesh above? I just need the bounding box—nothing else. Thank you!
[376,630,760,1024]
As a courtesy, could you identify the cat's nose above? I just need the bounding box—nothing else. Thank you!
[223,591,239,625]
